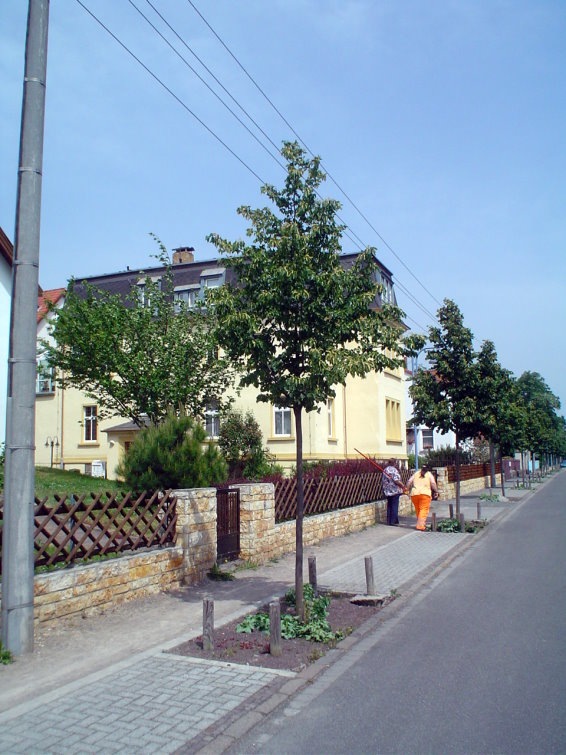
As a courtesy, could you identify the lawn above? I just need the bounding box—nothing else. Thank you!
[34,466,126,501]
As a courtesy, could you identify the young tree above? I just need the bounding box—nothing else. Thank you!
[475,341,526,495]
[218,409,271,479]
[517,371,563,473]
[409,299,480,514]
[44,247,236,427]
[207,141,411,618]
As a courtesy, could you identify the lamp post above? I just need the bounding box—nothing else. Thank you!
[410,346,431,472]
[44,436,59,468]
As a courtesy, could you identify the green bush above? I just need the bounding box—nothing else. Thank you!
[218,409,276,480]
[117,412,227,491]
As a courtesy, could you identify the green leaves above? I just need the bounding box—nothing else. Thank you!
[44,246,236,427]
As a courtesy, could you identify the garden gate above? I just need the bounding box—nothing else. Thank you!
[216,488,240,562]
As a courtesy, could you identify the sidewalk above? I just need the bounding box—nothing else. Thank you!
[0,485,529,754]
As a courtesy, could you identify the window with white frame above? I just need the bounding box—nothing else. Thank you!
[274,406,292,436]
[327,398,335,438]
[84,405,98,442]
[379,273,394,304]
[421,427,434,449]
[174,288,198,311]
[36,357,55,394]
[204,401,220,438]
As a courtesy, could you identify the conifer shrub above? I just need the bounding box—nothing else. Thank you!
[117,413,227,491]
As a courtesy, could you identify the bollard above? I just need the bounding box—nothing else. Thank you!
[477,500,481,520]
[431,512,437,532]
[308,556,318,595]
[203,597,214,651]
[365,556,375,595]
[269,601,282,657]
[458,513,465,533]
[449,503,454,519]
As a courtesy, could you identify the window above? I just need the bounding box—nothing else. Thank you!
[421,428,434,449]
[36,358,55,394]
[327,398,335,438]
[202,276,221,289]
[274,406,292,436]
[84,406,98,442]
[174,288,198,311]
[385,398,402,442]
[205,401,220,438]
[379,273,394,304]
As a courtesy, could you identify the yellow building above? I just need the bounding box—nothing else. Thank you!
[35,250,407,479]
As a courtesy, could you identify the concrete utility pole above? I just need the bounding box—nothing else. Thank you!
[2,0,50,655]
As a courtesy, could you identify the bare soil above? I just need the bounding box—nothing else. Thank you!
[168,594,385,672]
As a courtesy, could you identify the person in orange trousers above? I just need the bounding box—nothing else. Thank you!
[406,464,438,530]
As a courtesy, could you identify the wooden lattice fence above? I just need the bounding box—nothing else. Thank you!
[446,462,501,483]
[0,489,177,574]
[274,468,410,523]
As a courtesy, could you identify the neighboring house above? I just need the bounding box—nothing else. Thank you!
[0,227,14,445]
[35,246,409,479]
[404,363,456,458]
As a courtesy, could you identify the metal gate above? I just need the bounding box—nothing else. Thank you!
[216,488,240,562]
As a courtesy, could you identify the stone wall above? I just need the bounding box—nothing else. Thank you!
[0,484,418,627]
[238,483,413,564]
[435,468,503,500]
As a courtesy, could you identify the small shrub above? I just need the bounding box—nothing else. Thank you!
[116,412,227,490]
[0,641,13,665]
[218,409,274,480]
[207,563,235,581]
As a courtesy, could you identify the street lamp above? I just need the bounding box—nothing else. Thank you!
[44,436,59,468]
[409,347,431,472]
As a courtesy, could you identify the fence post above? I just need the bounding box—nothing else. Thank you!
[431,512,437,532]
[269,601,282,657]
[308,556,317,595]
[365,556,375,595]
[203,597,214,651]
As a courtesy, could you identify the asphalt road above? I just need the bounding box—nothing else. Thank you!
[231,474,566,754]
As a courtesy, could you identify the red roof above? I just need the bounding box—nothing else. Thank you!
[0,227,14,268]
[37,288,65,323]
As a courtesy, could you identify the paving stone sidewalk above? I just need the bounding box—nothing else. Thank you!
[0,520,491,755]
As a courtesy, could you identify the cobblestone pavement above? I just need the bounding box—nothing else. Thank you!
[0,528,477,755]
[318,530,469,595]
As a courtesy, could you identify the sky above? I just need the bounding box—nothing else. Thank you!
[1,1,565,410]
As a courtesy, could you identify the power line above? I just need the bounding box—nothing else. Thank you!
[186,0,443,310]
[74,0,266,185]
[75,0,438,332]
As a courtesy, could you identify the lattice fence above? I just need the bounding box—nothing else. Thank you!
[274,467,410,523]
[0,489,177,574]
[446,462,501,483]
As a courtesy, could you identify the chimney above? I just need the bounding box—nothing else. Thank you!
[172,246,195,265]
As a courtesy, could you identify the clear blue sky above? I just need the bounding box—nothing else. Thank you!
[1,1,565,410]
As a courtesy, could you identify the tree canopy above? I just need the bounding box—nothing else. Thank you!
[44,247,236,427]
[207,141,413,616]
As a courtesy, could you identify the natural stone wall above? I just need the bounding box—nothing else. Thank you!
[435,468,503,500]
[0,483,418,627]
[239,483,413,564]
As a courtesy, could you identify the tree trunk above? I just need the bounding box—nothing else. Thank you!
[499,447,506,498]
[455,431,461,517]
[294,406,305,621]
[489,442,496,490]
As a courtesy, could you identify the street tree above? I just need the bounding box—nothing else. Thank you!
[517,371,563,472]
[207,141,413,619]
[44,247,236,427]
[409,299,480,514]
[475,340,526,495]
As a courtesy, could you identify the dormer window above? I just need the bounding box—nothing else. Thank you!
[174,284,200,311]
[379,272,394,305]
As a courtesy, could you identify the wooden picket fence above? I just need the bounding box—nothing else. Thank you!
[0,489,177,574]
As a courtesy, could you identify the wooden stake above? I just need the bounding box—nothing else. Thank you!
[308,556,317,595]
[269,601,282,657]
[458,513,465,533]
[365,556,375,595]
[477,500,481,520]
[431,512,437,532]
[449,503,454,519]
[203,597,214,651]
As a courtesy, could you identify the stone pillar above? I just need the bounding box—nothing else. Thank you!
[434,467,448,501]
[174,488,217,584]
[236,483,276,564]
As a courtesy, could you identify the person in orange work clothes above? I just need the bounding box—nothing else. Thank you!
[406,464,438,531]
